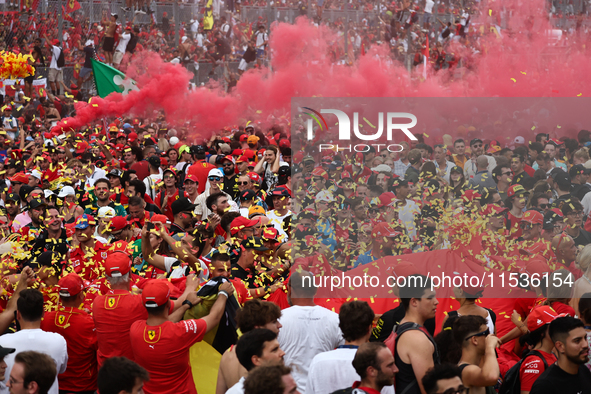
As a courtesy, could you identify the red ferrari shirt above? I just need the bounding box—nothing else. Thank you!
[187,160,217,194]
[519,350,557,391]
[70,241,110,282]
[506,211,523,239]
[130,319,207,394]
[156,189,188,221]
[41,307,98,392]
[92,289,148,367]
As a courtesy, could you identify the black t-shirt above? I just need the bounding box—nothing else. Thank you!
[243,46,257,63]
[530,363,591,394]
[370,305,436,342]
[126,34,138,54]
[573,229,591,247]
[83,46,95,68]
[32,228,69,259]
[512,171,534,189]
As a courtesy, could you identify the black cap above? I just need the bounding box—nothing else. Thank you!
[470,138,483,146]
[216,154,232,165]
[29,198,47,210]
[19,185,33,201]
[543,209,564,230]
[569,164,591,177]
[241,236,269,251]
[270,186,290,198]
[278,166,290,177]
[5,192,19,203]
[190,145,206,155]
[0,345,15,358]
[147,155,161,168]
[240,189,257,201]
[108,169,122,178]
[171,197,196,215]
[553,171,571,190]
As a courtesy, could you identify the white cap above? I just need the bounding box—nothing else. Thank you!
[44,189,55,199]
[30,169,42,180]
[371,164,392,173]
[208,168,223,178]
[316,190,335,203]
[58,185,76,198]
[170,136,179,145]
[97,206,116,219]
[514,136,525,145]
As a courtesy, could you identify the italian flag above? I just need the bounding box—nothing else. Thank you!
[91,59,139,98]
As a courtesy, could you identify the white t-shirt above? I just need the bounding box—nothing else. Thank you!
[424,0,434,13]
[116,32,131,53]
[266,210,292,241]
[50,45,62,70]
[226,376,245,394]
[144,172,163,201]
[396,198,420,240]
[306,348,395,394]
[0,328,68,394]
[277,305,343,393]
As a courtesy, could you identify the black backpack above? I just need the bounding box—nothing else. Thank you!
[498,350,548,394]
[56,46,65,68]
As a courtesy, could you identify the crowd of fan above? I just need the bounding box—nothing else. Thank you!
[0,108,587,394]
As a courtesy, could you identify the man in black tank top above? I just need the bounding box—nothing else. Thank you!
[395,275,439,394]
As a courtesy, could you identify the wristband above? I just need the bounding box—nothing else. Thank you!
[182,300,194,309]
[218,290,229,298]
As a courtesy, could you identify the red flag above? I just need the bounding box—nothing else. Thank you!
[65,0,81,13]
[360,42,365,56]
[61,5,76,21]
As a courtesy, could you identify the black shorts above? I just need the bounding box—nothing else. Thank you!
[103,36,115,52]
[24,73,34,84]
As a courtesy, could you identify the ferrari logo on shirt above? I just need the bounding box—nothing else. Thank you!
[143,326,161,344]
[106,296,120,309]
[101,252,108,259]
[55,312,71,328]
[58,315,65,325]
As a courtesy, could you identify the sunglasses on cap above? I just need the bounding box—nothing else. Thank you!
[465,328,489,341]
[209,176,222,182]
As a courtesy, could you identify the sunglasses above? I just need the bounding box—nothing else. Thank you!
[209,176,222,181]
[465,328,490,341]
[472,144,483,148]
[222,163,233,167]
[502,171,512,176]
[520,222,534,230]
[538,203,549,209]
[238,181,250,186]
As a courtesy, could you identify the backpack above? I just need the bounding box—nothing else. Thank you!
[159,188,184,209]
[56,46,65,68]
[177,162,191,186]
[384,322,440,394]
[498,350,548,394]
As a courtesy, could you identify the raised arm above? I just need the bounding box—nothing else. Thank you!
[0,267,33,333]
[201,281,233,332]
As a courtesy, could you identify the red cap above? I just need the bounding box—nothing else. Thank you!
[247,172,262,184]
[236,156,248,164]
[527,305,560,332]
[184,174,198,183]
[109,216,130,232]
[151,214,169,224]
[461,189,481,202]
[549,138,564,146]
[279,139,291,149]
[507,184,529,198]
[142,280,171,308]
[232,149,243,156]
[108,240,131,253]
[9,172,29,184]
[550,208,564,217]
[378,192,396,208]
[521,210,543,225]
[262,227,279,241]
[51,39,59,45]
[128,132,138,142]
[58,273,85,297]
[230,216,259,235]
[76,141,89,154]
[311,167,328,181]
[482,204,507,216]
[372,222,400,239]
[239,134,248,142]
[104,251,131,278]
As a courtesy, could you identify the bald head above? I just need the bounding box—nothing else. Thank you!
[476,155,489,170]
[552,234,577,263]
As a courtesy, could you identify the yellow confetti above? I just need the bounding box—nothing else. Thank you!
[511,78,516,83]
[578,93,583,97]
[531,126,536,130]
[520,71,526,75]
[489,9,492,15]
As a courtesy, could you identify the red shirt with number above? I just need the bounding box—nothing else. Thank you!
[519,350,557,391]
[129,319,207,394]
[41,306,98,392]
[92,289,148,368]
[70,241,110,282]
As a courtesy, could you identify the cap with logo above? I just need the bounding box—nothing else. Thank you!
[521,210,544,225]
[482,204,507,216]
[184,174,198,184]
[109,216,131,233]
[270,187,290,198]
[315,190,335,203]
[527,305,561,332]
[171,197,196,216]
[97,206,116,219]
[58,186,76,198]
[29,198,47,210]
[241,236,269,251]
[507,184,529,198]
[75,214,96,230]
[142,280,172,308]
[248,205,266,218]
[104,251,131,278]
[240,189,257,201]
[371,222,400,239]
[58,273,85,297]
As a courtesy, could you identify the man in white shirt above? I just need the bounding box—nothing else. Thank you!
[266,187,292,240]
[307,301,395,394]
[114,26,132,69]
[144,155,163,201]
[464,139,496,181]
[43,37,63,95]
[0,289,68,394]
[277,270,343,393]
[433,144,456,183]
